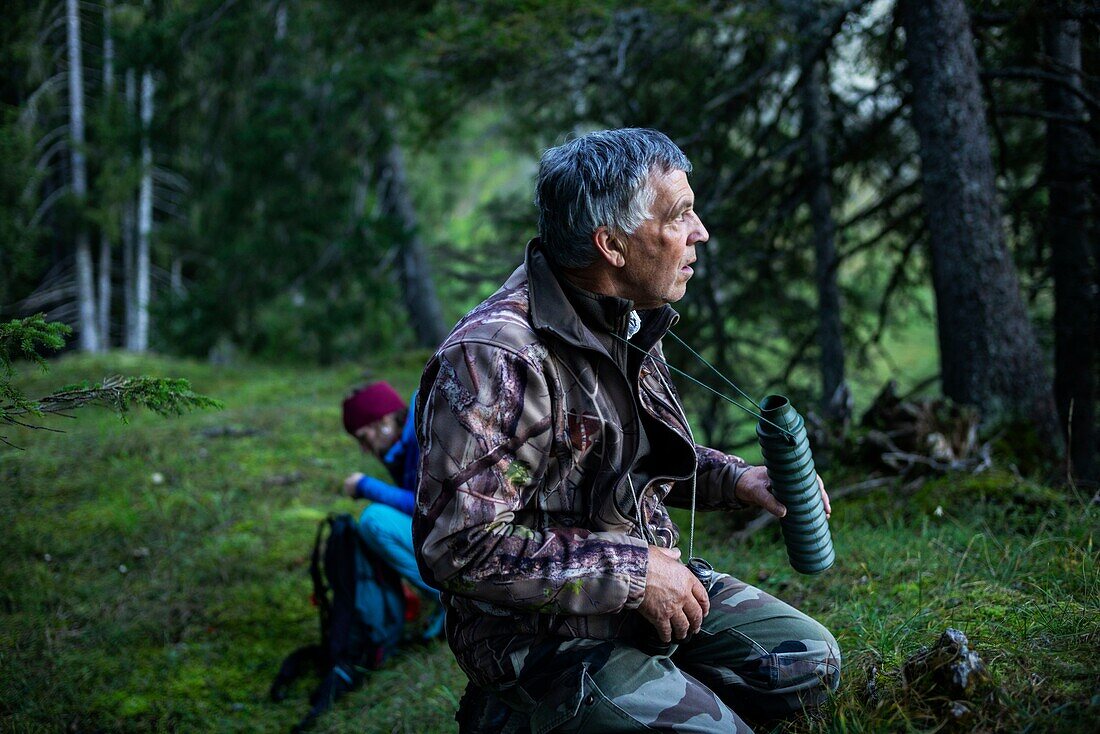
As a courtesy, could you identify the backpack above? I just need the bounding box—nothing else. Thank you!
[270,513,407,732]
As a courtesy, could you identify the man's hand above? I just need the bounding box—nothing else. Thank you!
[734,466,831,519]
[342,472,364,498]
[638,546,710,643]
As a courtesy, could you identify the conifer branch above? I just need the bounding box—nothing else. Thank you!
[1,314,222,448]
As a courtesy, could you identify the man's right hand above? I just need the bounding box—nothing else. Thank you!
[342,472,364,497]
[638,546,710,643]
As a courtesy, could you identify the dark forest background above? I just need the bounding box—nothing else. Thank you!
[1,1,1098,731]
[3,0,1097,483]
[2,0,1097,480]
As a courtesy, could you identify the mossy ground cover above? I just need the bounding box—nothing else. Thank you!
[2,354,1096,732]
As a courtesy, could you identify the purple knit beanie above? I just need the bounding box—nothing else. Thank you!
[342,382,406,435]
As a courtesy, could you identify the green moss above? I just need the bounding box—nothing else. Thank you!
[909,469,1066,520]
[2,354,1096,733]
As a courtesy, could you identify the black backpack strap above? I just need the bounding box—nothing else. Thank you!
[309,515,333,647]
[269,644,323,702]
[292,663,361,733]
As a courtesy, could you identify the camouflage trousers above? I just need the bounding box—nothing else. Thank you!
[491,572,841,733]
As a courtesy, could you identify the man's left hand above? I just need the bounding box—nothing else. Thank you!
[734,466,831,519]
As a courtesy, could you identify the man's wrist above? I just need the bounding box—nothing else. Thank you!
[622,536,651,610]
[726,463,753,510]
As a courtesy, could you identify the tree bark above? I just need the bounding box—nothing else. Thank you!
[66,0,100,352]
[898,0,1058,438]
[97,0,115,347]
[798,2,848,423]
[376,140,449,350]
[1043,12,1096,483]
[98,235,111,345]
[130,67,154,352]
[123,69,137,345]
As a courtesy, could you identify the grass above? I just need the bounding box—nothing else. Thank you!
[2,353,1097,732]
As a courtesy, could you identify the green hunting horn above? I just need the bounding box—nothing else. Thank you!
[611,332,837,575]
[756,395,835,575]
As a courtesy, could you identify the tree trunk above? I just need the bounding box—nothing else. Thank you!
[898,0,1058,438]
[376,140,449,349]
[98,235,111,345]
[123,69,137,345]
[66,0,100,352]
[97,0,115,347]
[1043,12,1096,483]
[697,253,735,446]
[130,67,154,352]
[798,2,848,423]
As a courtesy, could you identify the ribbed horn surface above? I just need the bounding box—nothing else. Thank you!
[756,395,835,575]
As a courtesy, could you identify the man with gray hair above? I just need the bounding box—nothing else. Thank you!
[414,128,840,732]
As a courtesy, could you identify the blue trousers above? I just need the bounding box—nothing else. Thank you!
[357,503,438,599]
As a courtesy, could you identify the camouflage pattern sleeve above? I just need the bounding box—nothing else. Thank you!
[665,445,753,511]
[414,340,650,616]
[673,444,752,515]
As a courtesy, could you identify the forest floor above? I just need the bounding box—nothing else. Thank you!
[1,353,1096,733]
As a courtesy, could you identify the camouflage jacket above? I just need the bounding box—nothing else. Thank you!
[413,241,752,688]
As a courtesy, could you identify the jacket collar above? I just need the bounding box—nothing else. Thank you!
[521,238,679,357]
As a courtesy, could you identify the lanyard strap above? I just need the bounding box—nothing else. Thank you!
[611,332,796,440]
[611,328,796,556]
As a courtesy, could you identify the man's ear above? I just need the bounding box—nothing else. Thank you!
[592,226,627,268]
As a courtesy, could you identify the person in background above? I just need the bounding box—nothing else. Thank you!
[342,381,445,641]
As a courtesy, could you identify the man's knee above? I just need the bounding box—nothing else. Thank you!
[820,623,842,692]
[696,577,842,697]
[702,608,841,718]
[495,640,750,733]
[771,618,841,693]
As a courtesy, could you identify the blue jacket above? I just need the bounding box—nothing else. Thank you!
[355,392,418,515]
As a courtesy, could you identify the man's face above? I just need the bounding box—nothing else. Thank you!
[355,412,402,457]
[615,168,708,309]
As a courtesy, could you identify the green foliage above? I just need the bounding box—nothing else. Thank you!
[36,375,223,419]
[909,470,1064,521]
[0,108,43,306]
[690,468,1098,732]
[1,316,220,448]
[142,0,448,361]
[0,313,70,372]
[0,314,72,420]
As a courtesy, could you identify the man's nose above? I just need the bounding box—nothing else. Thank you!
[693,216,709,245]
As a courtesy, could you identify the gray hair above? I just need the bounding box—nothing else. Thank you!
[535,128,692,269]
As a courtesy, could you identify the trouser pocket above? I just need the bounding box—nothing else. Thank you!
[526,664,655,734]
